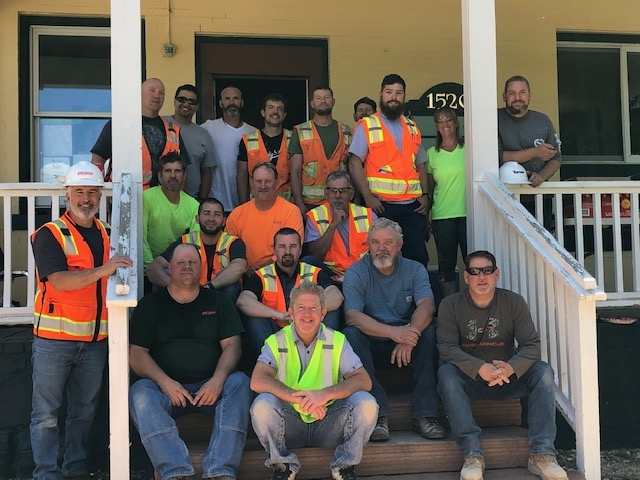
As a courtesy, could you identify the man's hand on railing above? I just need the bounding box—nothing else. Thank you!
[105,253,133,276]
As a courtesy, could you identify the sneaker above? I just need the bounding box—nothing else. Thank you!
[460,456,485,480]
[331,466,358,480]
[369,416,389,442]
[527,454,568,480]
[412,417,446,439]
[272,463,296,480]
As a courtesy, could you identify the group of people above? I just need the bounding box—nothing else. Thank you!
[28,72,567,480]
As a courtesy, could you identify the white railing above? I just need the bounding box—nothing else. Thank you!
[0,183,113,325]
[478,172,606,479]
[506,179,640,307]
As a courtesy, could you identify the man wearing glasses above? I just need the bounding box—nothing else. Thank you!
[304,171,376,282]
[437,250,567,480]
[165,84,217,199]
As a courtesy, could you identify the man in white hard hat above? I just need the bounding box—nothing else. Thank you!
[30,161,133,479]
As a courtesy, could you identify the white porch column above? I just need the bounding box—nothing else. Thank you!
[109,0,142,479]
[461,0,499,251]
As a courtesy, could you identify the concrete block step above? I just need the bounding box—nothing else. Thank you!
[187,426,530,479]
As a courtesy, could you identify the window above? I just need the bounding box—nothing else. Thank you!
[557,34,640,163]
[31,26,111,182]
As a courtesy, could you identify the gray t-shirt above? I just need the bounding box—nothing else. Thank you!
[436,288,541,380]
[497,108,562,173]
[163,117,216,197]
[343,254,433,325]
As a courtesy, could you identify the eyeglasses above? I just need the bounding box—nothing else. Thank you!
[325,187,353,196]
[466,266,497,276]
[176,96,198,105]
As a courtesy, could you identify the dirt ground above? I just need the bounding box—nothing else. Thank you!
[557,448,640,480]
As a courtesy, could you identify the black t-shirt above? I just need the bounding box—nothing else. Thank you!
[237,130,284,166]
[129,288,244,384]
[161,236,247,280]
[31,216,105,281]
[91,117,191,187]
[243,262,333,310]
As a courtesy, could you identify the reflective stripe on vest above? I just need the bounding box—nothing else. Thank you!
[266,324,344,422]
[246,129,292,199]
[182,231,236,285]
[142,119,180,189]
[307,203,373,276]
[32,213,111,342]
[256,262,321,326]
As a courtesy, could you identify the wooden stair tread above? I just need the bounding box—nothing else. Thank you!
[187,427,531,479]
[359,469,585,479]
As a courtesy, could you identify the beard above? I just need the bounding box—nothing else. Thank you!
[506,102,528,116]
[379,101,404,121]
[314,106,333,116]
[200,223,223,236]
[224,105,240,117]
[372,253,394,270]
[69,203,99,221]
[280,255,296,268]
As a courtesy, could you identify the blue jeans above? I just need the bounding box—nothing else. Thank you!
[251,391,377,473]
[380,200,429,266]
[30,336,108,480]
[432,217,467,282]
[129,371,251,479]
[243,310,342,359]
[342,323,440,418]
[437,361,558,458]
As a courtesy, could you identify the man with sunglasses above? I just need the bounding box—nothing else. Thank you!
[437,250,567,480]
[165,84,217,199]
[304,171,376,281]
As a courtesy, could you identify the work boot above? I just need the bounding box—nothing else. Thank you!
[527,454,568,480]
[369,416,389,442]
[460,456,485,480]
[412,417,446,439]
[272,463,296,480]
[331,466,357,480]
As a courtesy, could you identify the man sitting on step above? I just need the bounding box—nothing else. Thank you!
[342,218,445,442]
[250,281,377,480]
[437,250,567,480]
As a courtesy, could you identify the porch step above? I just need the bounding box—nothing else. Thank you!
[358,469,585,479]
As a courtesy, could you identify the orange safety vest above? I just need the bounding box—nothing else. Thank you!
[244,129,292,200]
[255,262,321,327]
[32,212,111,342]
[181,231,238,285]
[296,121,351,205]
[362,113,423,202]
[142,118,180,189]
[306,203,374,276]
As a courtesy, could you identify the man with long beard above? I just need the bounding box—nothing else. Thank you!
[146,197,247,302]
[30,161,133,479]
[289,86,352,213]
[201,86,256,213]
[342,218,444,443]
[348,74,430,269]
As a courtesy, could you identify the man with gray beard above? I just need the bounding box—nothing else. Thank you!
[342,218,444,443]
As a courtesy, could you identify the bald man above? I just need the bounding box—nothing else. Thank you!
[201,86,256,213]
[91,78,190,189]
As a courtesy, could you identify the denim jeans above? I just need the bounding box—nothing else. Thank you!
[250,391,377,473]
[380,200,429,266]
[342,323,440,418]
[437,361,558,458]
[30,336,108,480]
[432,217,467,282]
[129,371,251,479]
[243,310,342,359]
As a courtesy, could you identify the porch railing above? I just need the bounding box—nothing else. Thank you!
[478,172,606,479]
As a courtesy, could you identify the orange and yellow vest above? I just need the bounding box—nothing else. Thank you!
[265,324,344,422]
[142,118,180,189]
[361,113,423,202]
[255,262,321,327]
[295,121,351,205]
[306,203,374,276]
[244,129,292,200]
[180,231,238,286]
[32,212,111,342]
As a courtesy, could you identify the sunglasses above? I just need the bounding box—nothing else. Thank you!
[176,96,198,105]
[466,266,497,276]
[325,187,353,195]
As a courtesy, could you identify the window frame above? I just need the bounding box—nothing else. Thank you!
[557,40,640,164]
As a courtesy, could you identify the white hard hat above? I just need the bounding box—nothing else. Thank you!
[499,161,530,184]
[63,161,104,187]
